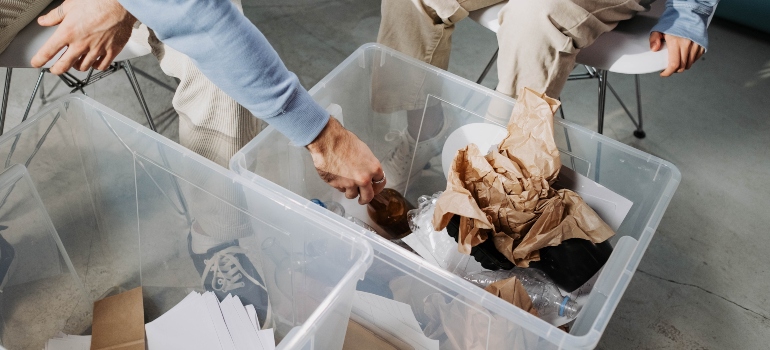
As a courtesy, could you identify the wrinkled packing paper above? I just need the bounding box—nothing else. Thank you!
[432,88,614,267]
[419,277,538,350]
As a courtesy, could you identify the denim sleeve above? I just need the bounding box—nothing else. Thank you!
[651,0,720,51]
[118,0,329,146]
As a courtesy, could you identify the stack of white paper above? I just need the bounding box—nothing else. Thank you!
[43,333,91,350]
[145,291,275,350]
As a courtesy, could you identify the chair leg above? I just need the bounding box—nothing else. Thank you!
[22,70,46,123]
[597,69,608,134]
[121,60,157,132]
[633,74,645,139]
[1,68,12,136]
[476,49,499,84]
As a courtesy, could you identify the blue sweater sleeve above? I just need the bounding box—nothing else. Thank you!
[651,0,720,51]
[118,0,329,146]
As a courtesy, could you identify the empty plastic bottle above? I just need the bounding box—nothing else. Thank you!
[311,199,377,233]
[464,268,580,321]
[311,199,345,217]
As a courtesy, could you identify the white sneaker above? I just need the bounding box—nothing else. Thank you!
[381,119,452,193]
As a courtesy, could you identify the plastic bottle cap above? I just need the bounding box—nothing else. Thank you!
[310,199,326,208]
[559,296,570,317]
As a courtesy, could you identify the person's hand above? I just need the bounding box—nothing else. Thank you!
[307,117,386,204]
[31,0,136,74]
[650,31,705,77]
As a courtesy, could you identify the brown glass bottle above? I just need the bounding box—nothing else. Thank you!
[367,188,416,240]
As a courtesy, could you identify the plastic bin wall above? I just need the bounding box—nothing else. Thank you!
[230,44,681,349]
[0,96,372,350]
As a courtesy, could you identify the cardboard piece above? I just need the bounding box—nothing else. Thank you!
[432,88,615,267]
[343,319,403,350]
[90,287,145,350]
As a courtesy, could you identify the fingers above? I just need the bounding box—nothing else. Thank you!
[31,29,69,68]
[344,186,359,200]
[649,32,663,52]
[50,45,84,75]
[661,40,680,77]
[358,182,374,205]
[96,50,118,71]
[38,3,66,27]
[371,169,386,195]
[686,45,697,70]
[78,49,102,71]
[678,44,688,73]
[687,45,705,69]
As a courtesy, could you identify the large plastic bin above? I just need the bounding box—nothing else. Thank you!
[230,44,681,349]
[0,95,372,350]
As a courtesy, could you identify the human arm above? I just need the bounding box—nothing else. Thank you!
[650,0,720,77]
[32,0,385,202]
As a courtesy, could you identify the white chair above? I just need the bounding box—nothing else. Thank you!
[469,0,715,138]
[0,1,156,135]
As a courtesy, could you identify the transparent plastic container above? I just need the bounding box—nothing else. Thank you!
[0,95,372,350]
[231,44,681,349]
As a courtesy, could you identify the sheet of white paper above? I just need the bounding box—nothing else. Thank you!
[232,296,262,345]
[352,291,438,350]
[554,166,633,231]
[256,329,276,350]
[220,295,263,350]
[202,292,237,350]
[245,304,260,332]
[145,292,223,350]
[45,334,91,350]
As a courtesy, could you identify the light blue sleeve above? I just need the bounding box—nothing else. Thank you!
[651,0,720,51]
[118,0,329,146]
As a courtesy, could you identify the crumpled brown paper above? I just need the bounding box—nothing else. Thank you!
[433,88,614,266]
[484,277,538,317]
[421,281,540,350]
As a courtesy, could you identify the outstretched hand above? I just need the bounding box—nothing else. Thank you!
[31,0,136,74]
[307,117,386,204]
[650,31,705,77]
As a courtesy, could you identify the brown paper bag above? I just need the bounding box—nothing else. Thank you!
[433,88,614,266]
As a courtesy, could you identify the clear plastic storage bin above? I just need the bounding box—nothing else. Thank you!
[0,95,372,350]
[230,44,681,349]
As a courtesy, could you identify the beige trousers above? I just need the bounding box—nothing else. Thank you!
[378,0,648,99]
[129,25,263,168]
[129,6,260,242]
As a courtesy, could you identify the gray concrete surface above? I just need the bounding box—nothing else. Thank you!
[0,0,768,348]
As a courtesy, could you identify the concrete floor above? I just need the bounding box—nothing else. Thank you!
[1,0,769,348]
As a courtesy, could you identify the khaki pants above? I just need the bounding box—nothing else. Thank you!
[128,0,260,242]
[378,0,649,99]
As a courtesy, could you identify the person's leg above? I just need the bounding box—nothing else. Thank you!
[131,24,262,242]
[376,0,503,192]
[496,0,647,99]
[377,0,503,139]
[130,22,269,324]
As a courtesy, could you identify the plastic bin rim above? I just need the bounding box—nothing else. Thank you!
[230,43,684,347]
[6,94,376,350]
[230,132,680,348]
[309,43,682,177]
